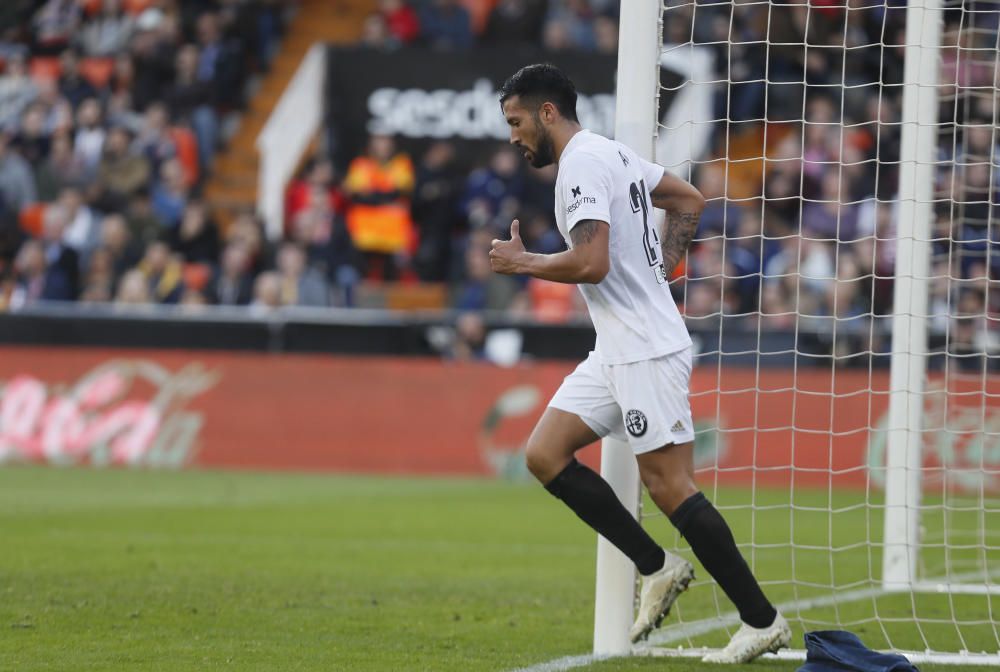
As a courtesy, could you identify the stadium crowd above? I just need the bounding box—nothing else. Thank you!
[0,0,997,364]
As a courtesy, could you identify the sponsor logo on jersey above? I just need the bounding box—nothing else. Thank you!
[566,196,597,214]
[625,409,648,437]
[571,185,581,198]
[671,420,685,433]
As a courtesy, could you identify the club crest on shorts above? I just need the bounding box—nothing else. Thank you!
[625,409,648,437]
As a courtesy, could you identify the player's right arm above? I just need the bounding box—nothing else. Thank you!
[649,171,705,275]
[489,218,610,284]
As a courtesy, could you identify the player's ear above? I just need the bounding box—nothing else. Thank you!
[540,101,556,124]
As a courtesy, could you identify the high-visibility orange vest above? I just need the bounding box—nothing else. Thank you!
[344,155,416,255]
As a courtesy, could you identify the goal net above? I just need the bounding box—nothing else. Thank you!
[600,0,1000,664]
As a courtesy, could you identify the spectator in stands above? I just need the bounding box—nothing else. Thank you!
[124,187,162,246]
[521,210,563,256]
[13,102,51,166]
[801,172,861,241]
[169,200,219,264]
[79,246,115,302]
[0,52,38,128]
[450,310,487,361]
[78,0,134,58]
[343,133,415,281]
[166,44,216,171]
[114,267,151,305]
[460,146,524,233]
[195,11,243,109]
[227,209,272,276]
[32,0,81,55]
[379,0,420,46]
[285,156,344,232]
[359,13,393,50]
[38,203,79,301]
[100,212,140,284]
[150,157,188,228]
[593,14,617,54]
[412,141,460,282]
[136,239,183,304]
[206,241,254,306]
[249,270,281,315]
[35,130,85,200]
[56,49,97,110]
[453,229,525,312]
[0,130,37,215]
[276,241,329,307]
[10,239,47,308]
[128,8,175,112]
[545,0,598,51]
[73,97,106,174]
[419,0,473,50]
[32,78,73,137]
[95,124,150,212]
[134,101,177,176]
[59,185,101,266]
[482,0,547,44]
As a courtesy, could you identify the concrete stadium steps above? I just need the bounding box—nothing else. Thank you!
[206,0,375,230]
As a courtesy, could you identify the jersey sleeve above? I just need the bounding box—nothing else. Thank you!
[638,156,666,196]
[559,150,613,233]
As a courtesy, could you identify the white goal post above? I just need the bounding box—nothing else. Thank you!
[597,0,1000,665]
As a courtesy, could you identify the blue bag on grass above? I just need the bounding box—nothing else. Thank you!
[797,631,918,672]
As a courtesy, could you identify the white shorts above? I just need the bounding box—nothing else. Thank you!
[548,348,695,454]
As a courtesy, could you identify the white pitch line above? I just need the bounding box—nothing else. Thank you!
[507,653,607,672]
[510,568,1000,672]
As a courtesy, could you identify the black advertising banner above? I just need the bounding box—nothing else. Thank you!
[325,46,623,169]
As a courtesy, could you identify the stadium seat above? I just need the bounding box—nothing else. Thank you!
[169,126,200,187]
[18,203,48,238]
[182,263,212,292]
[29,57,61,83]
[384,283,447,312]
[78,58,114,89]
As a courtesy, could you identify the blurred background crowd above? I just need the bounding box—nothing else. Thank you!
[0,0,996,364]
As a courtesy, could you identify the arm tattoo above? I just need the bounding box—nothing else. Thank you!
[570,220,601,246]
[660,208,700,275]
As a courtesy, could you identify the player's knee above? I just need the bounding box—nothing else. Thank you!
[641,470,697,515]
[524,439,564,484]
[524,441,551,482]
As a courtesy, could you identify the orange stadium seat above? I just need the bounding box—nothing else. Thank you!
[123,0,154,15]
[29,57,61,83]
[19,203,48,238]
[78,58,114,88]
[182,263,212,292]
[80,0,101,16]
[169,126,200,187]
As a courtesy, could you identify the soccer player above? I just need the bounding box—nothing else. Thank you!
[490,64,791,663]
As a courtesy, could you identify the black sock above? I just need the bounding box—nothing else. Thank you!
[545,459,665,576]
[669,492,777,629]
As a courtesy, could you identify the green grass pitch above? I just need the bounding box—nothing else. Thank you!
[1,467,996,671]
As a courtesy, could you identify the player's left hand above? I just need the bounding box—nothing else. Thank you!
[489,219,526,275]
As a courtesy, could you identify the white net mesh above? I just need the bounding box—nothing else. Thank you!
[642,0,1000,659]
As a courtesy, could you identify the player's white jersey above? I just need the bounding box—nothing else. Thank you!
[554,129,692,365]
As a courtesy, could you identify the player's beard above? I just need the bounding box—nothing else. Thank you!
[529,118,556,168]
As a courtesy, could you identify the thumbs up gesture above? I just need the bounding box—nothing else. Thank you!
[489,219,527,275]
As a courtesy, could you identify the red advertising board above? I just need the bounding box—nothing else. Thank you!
[0,346,997,492]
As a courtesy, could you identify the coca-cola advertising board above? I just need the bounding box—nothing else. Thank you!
[1,346,998,493]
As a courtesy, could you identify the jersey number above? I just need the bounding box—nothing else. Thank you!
[629,180,667,284]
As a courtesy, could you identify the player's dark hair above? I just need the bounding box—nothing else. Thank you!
[499,64,579,122]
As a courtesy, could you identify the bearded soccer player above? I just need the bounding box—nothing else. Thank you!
[490,64,791,663]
